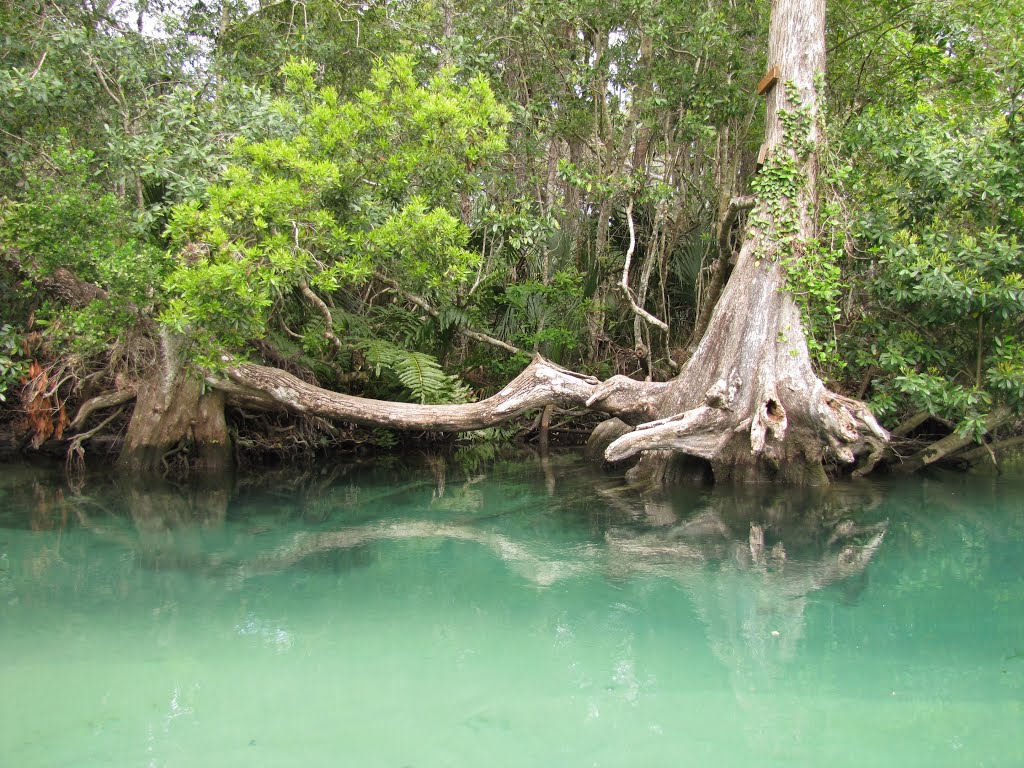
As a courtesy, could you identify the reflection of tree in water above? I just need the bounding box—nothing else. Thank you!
[58,456,609,585]
[21,457,888,734]
[9,460,892,758]
[58,460,888,609]
[233,476,888,758]
[602,484,887,754]
[69,478,232,574]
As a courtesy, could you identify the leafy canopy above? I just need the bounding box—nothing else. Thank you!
[160,56,510,364]
[843,92,1024,433]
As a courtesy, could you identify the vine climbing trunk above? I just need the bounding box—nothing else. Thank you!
[601,0,887,483]
[57,0,885,486]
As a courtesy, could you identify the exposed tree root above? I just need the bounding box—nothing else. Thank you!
[209,339,889,484]
[66,408,126,474]
[70,388,137,429]
[602,365,888,482]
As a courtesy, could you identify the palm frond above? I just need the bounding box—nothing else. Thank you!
[669,229,714,306]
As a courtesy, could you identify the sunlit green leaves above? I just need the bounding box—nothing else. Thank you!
[160,55,508,360]
[365,198,477,295]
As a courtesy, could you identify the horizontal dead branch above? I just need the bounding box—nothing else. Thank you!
[215,354,664,430]
[891,410,953,438]
[897,406,1012,473]
[891,410,930,438]
[958,435,1024,465]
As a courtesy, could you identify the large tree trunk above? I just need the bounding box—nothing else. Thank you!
[117,331,232,475]
[55,0,884,486]
[201,0,885,485]
[601,0,887,483]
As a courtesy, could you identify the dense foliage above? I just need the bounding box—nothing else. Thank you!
[0,0,1020,462]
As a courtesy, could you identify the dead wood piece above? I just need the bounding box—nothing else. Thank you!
[891,411,932,438]
[897,406,1012,473]
[216,354,664,431]
[957,434,1024,465]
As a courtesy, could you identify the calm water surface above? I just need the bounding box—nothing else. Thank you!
[1,453,1021,767]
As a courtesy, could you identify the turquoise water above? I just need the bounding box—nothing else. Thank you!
[1,454,1022,767]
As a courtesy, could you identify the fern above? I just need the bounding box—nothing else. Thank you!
[369,304,428,347]
[358,339,472,404]
[436,306,473,335]
[370,428,399,449]
[264,330,344,377]
[328,305,373,338]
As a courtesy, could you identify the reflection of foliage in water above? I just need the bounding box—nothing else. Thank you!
[3,460,1022,668]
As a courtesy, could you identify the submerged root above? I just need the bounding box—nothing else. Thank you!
[605,373,890,483]
[604,404,731,463]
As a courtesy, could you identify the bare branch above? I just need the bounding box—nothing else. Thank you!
[29,50,48,79]
[215,355,664,430]
[71,388,136,428]
[891,410,931,437]
[298,279,344,353]
[621,200,669,332]
[376,275,524,355]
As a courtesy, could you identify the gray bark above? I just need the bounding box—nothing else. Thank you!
[600,0,887,483]
[117,331,232,474]
[216,355,667,431]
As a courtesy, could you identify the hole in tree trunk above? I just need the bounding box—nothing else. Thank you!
[765,399,784,422]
